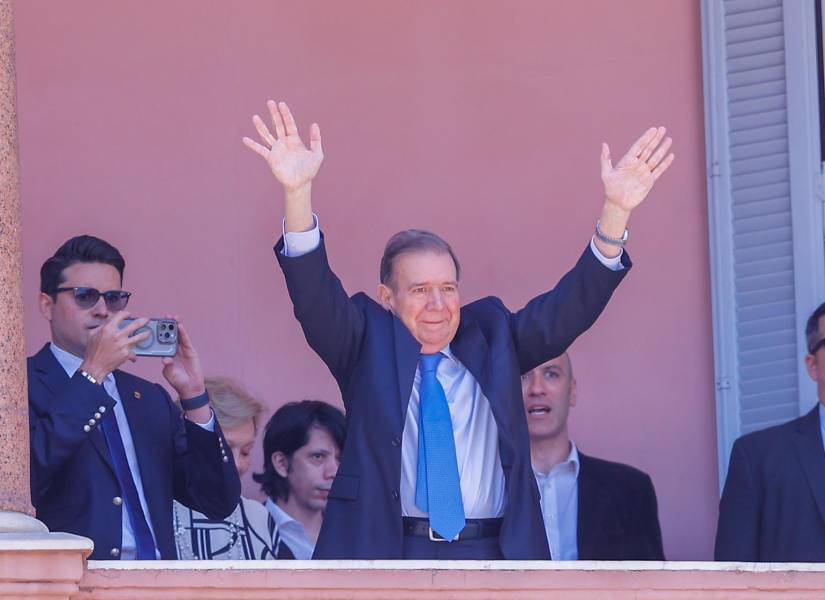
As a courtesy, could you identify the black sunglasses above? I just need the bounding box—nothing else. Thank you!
[810,338,825,356]
[53,287,131,311]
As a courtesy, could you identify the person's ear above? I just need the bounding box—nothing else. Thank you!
[272,452,290,478]
[38,292,55,321]
[806,354,817,382]
[377,283,394,312]
[569,378,578,408]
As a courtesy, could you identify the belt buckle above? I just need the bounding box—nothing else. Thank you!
[428,527,459,542]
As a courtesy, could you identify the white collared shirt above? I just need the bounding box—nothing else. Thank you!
[50,343,160,560]
[282,218,621,520]
[265,498,316,559]
[534,441,580,560]
[400,345,506,518]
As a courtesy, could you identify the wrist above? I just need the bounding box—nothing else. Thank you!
[177,385,206,402]
[180,391,210,412]
[79,361,109,382]
[599,200,631,236]
[284,182,312,203]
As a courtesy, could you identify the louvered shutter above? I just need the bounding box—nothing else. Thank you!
[702,0,825,487]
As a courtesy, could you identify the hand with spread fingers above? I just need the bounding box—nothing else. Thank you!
[242,100,323,233]
[242,100,323,191]
[594,126,675,258]
[600,126,675,214]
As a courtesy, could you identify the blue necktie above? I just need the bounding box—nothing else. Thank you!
[415,353,465,541]
[99,405,157,560]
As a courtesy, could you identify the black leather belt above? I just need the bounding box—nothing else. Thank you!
[402,517,502,542]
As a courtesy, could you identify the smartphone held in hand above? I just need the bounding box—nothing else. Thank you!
[119,318,179,357]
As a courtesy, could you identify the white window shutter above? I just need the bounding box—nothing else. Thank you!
[701,0,825,489]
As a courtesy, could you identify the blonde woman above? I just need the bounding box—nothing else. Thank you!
[173,377,276,559]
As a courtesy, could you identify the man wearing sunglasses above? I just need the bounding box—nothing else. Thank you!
[716,301,825,562]
[28,235,240,560]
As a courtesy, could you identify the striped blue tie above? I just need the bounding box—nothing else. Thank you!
[414,353,465,541]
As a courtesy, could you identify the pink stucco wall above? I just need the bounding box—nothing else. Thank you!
[13,1,715,559]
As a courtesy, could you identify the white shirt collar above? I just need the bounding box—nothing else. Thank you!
[265,498,306,533]
[534,440,581,479]
[440,344,459,364]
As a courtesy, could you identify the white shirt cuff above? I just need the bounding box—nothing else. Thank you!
[282,214,321,257]
[192,409,216,432]
[589,236,624,271]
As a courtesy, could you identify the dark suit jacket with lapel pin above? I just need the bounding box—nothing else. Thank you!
[576,453,664,560]
[715,405,825,562]
[28,344,242,560]
[276,235,630,559]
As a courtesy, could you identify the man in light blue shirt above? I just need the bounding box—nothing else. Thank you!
[242,100,674,559]
[523,352,664,560]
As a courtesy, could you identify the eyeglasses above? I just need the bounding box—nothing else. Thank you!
[810,338,825,356]
[53,287,131,311]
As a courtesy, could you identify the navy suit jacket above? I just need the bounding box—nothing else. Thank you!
[28,344,241,560]
[577,453,664,560]
[276,235,630,559]
[715,405,825,562]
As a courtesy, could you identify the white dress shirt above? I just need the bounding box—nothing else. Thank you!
[281,216,622,520]
[534,441,580,560]
[50,343,214,560]
[265,498,315,559]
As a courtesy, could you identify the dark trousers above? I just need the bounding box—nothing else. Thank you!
[402,535,504,559]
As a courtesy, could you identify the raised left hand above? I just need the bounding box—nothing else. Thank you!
[601,126,674,215]
[161,317,206,400]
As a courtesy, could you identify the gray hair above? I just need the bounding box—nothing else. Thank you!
[379,229,461,288]
[204,377,265,432]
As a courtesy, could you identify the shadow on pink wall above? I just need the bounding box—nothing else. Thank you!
[14,1,715,559]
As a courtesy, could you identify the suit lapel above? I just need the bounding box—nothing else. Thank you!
[576,455,617,559]
[792,406,825,525]
[31,344,115,475]
[393,315,422,421]
[114,370,152,470]
[451,318,515,463]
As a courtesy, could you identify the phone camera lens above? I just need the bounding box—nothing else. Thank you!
[159,323,167,331]
[164,332,171,338]
[168,323,175,331]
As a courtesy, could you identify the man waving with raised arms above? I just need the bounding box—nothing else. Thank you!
[243,100,673,560]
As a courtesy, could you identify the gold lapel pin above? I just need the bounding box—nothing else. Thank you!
[134,391,141,400]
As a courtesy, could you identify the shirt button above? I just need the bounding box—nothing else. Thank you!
[391,490,399,501]
[391,436,401,447]
[99,406,106,413]
[110,547,120,558]
[83,425,91,433]
[112,496,123,506]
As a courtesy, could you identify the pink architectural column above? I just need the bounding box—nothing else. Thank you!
[0,0,40,530]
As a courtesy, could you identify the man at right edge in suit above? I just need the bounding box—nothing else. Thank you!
[243,100,674,559]
[716,302,825,562]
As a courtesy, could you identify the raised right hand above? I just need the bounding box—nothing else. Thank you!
[242,100,324,192]
[79,312,150,381]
